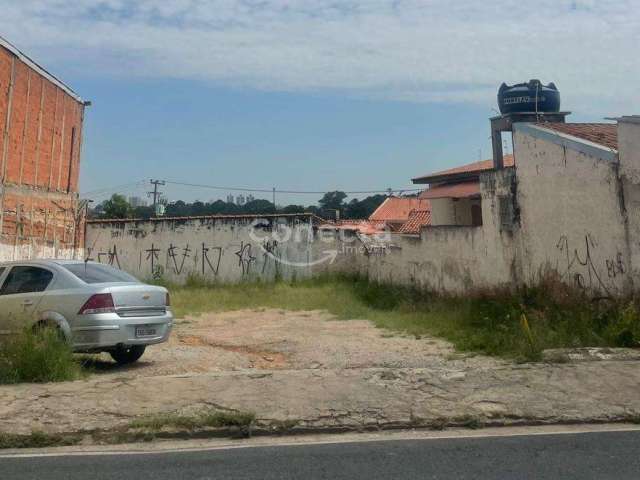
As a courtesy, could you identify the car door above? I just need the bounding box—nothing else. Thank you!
[0,265,54,333]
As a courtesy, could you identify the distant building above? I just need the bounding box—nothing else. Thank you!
[413,155,516,227]
[236,194,246,206]
[246,194,255,203]
[226,194,234,204]
[128,196,147,208]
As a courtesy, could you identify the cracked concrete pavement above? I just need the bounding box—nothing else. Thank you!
[2,309,640,437]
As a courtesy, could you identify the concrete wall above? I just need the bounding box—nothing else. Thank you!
[85,215,320,283]
[430,197,482,226]
[332,168,519,293]
[328,123,638,297]
[617,117,640,286]
[0,40,86,261]
[513,123,631,296]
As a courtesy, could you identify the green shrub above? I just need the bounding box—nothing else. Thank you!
[0,328,82,384]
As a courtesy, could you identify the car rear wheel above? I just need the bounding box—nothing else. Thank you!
[110,345,146,364]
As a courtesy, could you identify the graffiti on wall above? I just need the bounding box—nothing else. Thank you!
[555,233,625,295]
[235,241,256,275]
[87,239,287,280]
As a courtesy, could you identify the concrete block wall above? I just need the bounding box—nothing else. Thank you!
[85,215,319,283]
[513,124,631,296]
[0,40,85,261]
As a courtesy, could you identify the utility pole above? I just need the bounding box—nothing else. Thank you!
[148,179,165,214]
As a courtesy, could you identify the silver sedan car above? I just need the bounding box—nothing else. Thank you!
[0,259,173,364]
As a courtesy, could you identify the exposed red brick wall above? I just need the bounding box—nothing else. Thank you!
[0,48,84,192]
[0,43,86,258]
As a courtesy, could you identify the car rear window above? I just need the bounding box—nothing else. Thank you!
[63,263,140,284]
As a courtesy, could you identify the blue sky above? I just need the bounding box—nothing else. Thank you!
[2,1,638,205]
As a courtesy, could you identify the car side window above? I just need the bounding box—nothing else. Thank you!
[0,266,54,296]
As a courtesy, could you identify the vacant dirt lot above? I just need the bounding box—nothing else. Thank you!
[2,309,640,439]
[86,308,491,378]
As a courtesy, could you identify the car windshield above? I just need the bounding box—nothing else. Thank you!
[62,263,140,284]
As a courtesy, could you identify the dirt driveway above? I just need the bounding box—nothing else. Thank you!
[2,309,640,439]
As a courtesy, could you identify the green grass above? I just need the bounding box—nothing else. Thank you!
[0,431,81,450]
[166,274,640,361]
[0,328,83,384]
[129,409,256,431]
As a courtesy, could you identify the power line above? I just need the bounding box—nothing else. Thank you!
[81,180,146,196]
[162,180,423,195]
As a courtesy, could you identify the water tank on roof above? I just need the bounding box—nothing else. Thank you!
[497,79,560,114]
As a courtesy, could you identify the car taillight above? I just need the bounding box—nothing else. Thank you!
[165,292,171,307]
[78,293,115,315]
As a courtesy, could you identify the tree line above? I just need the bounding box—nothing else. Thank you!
[90,191,387,220]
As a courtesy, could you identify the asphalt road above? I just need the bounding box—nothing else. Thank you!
[2,430,640,479]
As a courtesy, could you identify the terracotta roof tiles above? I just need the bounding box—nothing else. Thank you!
[419,181,480,200]
[398,210,431,234]
[369,197,431,223]
[412,155,515,183]
[534,122,618,150]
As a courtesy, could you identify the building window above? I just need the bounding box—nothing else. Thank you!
[499,195,514,231]
[471,204,483,226]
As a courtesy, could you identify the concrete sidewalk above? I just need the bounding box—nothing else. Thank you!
[2,356,640,437]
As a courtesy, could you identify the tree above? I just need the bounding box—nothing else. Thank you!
[343,194,387,219]
[102,194,132,219]
[132,205,155,219]
[318,191,347,211]
[243,199,276,214]
[280,204,306,214]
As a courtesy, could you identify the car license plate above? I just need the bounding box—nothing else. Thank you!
[136,326,157,337]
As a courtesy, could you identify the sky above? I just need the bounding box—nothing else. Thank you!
[1,0,638,206]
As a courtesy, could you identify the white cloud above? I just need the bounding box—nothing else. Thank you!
[2,0,638,115]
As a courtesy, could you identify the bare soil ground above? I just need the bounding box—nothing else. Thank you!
[85,308,491,379]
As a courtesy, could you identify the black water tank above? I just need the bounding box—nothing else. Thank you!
[497,79,560,114]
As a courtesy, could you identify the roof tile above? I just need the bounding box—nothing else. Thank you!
[534,122,618,150]
[398,210,431,234]
[413,155,514,183]
[419,181,480,200]
[369,197,431,222]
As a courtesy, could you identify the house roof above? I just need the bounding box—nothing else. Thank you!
[412,155,515,184]
[317,220,386,235]
[534,122,618,150]
[419,181,480,200]
[398,210,431,234]
[369,197,431,223]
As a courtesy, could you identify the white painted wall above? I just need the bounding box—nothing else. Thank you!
[85,216,322,283]
[513,125,630,295]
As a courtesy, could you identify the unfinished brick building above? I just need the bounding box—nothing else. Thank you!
[0,36,87,261]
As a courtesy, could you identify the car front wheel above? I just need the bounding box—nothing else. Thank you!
[110,345,146,365]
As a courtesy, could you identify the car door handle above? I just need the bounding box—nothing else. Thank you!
[22,300,34,306]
